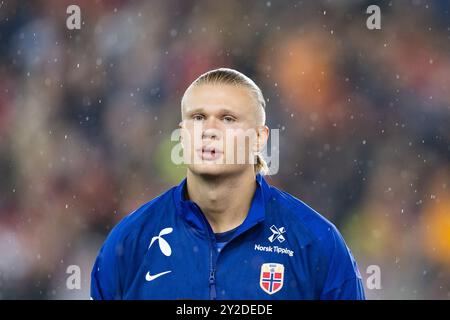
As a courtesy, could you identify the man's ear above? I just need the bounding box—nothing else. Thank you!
[254,125,269,153]
[178,121,184,143]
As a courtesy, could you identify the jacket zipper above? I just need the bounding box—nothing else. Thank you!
[192,203,261,300]
[206,221,261,300]
[209,246,217,300]
[208,223,219,300]
[194,203,218,300]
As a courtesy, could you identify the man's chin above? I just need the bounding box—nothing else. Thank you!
[187,163,243,178]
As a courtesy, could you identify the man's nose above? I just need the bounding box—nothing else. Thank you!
[202,117,221,140]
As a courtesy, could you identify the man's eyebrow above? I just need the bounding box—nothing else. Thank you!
[186,107,240,116]
[217,108,240,116]
[185,107,206,114]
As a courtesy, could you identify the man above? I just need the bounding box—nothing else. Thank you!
[91,68,365,299]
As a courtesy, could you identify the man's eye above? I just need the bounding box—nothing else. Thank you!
[223,116,236,123]
[193,114,205,121]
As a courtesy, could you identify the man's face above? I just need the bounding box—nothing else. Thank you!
[180,83,268,177]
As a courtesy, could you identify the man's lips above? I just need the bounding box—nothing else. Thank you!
[196,147,223,160]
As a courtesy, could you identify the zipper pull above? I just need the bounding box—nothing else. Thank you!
[209,269,217,300]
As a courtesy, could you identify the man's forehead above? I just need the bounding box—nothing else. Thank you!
[183,84,256,111]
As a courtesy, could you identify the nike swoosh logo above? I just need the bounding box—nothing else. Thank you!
[145,270,171,282]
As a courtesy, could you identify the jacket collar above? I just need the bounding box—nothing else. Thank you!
[173,174,269,238]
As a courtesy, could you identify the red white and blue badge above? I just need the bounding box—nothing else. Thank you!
[260,263,284,295]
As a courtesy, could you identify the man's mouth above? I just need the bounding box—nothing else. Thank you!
[196,146,223,161]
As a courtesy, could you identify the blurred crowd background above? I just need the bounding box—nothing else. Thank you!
[0,0,449,299]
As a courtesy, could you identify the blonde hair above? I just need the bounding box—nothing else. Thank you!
[182,68,269,175]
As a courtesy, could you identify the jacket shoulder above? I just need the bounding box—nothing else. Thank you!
[267,184,340,245]
[104,185,177,246]
[267,184,362,288]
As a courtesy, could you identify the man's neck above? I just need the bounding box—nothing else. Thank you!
[185,169,257,233]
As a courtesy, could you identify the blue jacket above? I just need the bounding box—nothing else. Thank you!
[91,175,365,300]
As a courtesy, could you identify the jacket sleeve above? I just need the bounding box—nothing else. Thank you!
[320,276,366,300]
[90,222,127,300]
[319,226,366,300]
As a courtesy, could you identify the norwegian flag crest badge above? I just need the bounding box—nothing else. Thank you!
[260,263,284,295]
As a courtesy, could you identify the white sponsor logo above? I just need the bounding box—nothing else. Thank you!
[255,244,294,257]
[145,270,172,282]
[145,227,173,282]
[148,227,173,256]
[268,225,286,243]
